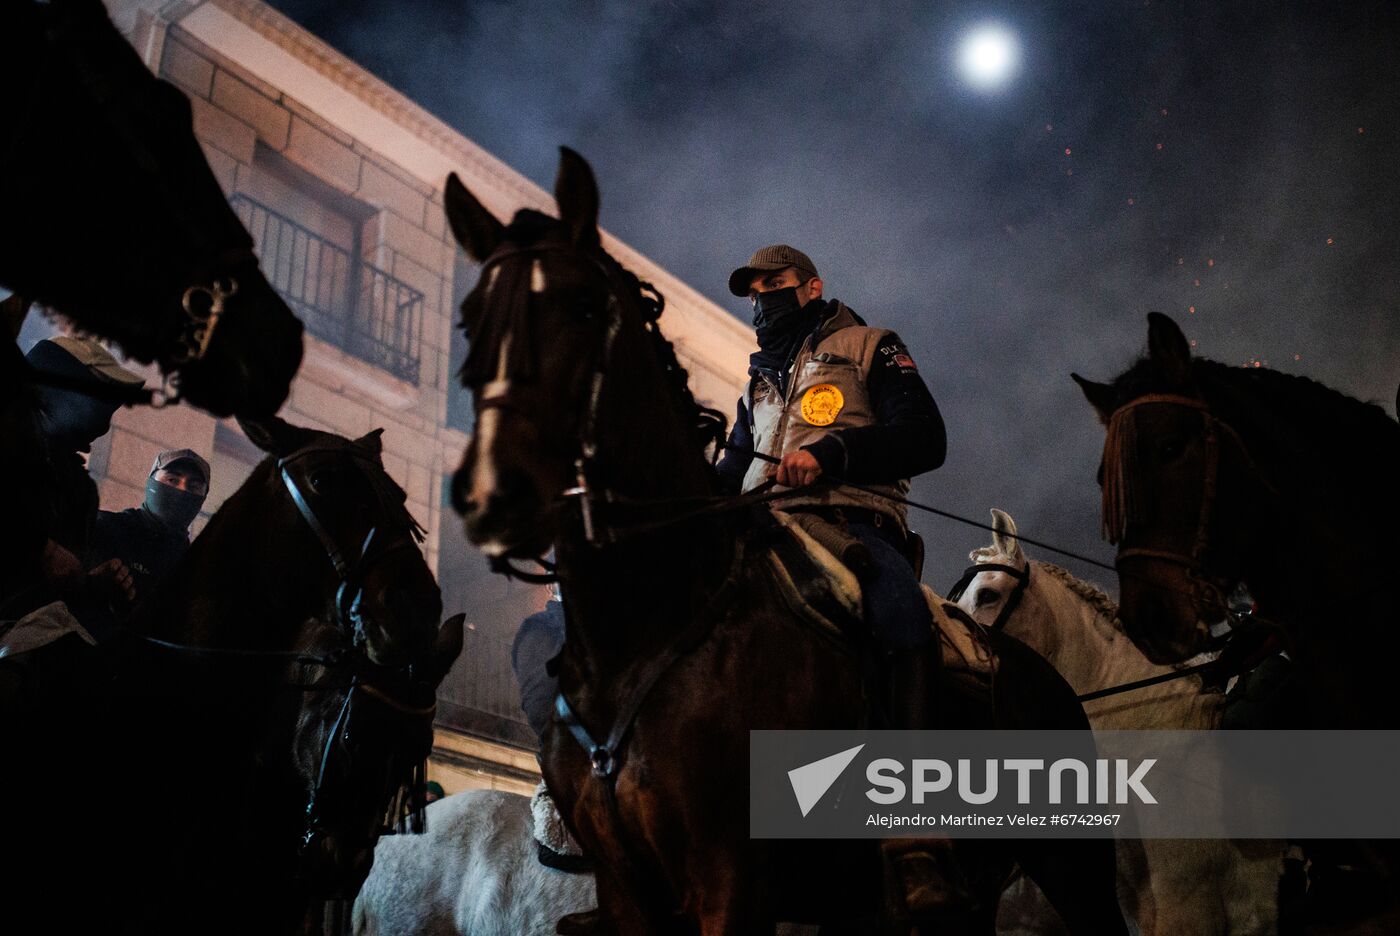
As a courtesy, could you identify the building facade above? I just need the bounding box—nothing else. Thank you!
[31,0,754,795]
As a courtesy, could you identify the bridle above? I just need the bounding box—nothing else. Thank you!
[1100,393,1260,618]
[468,242,695,564]
[272,441,438,849]
[947,561,1031,632]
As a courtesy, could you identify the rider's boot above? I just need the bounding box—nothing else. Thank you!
[880,642,974,923]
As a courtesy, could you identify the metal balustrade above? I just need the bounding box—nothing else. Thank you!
[232,193,423,384]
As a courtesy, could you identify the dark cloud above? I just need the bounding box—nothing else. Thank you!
[271,0,1400,591]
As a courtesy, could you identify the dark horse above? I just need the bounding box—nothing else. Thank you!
[442,148,1126,935]
[2,417,460,935]
[1073,313,1400,726]
[1,0,302,418]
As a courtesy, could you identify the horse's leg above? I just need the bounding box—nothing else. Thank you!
[693,858,768,936]
[1014,839,1129,936]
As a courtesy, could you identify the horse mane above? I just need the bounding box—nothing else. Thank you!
[1033,561,1122,632]
[971,547,1124,636]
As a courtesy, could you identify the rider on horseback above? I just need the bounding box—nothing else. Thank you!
[714,245,967,917]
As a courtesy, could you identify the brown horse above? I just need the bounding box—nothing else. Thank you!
[2,417,458,934]
[1,0,302,417]
[1073,313,1400,726]
[443,148,1127,935]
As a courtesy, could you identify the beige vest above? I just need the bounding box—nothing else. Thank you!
[740,303,910,528]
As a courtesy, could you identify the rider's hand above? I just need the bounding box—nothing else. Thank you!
[775,450,823,488]
[87,558,136,607]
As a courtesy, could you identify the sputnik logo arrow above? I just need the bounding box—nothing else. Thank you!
[787,743,865,817]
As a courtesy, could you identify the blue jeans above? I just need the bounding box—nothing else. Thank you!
[846,521,932,650]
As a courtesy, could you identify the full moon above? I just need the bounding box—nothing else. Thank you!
[959,24,1020,90]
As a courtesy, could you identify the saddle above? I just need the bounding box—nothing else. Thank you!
[762,509,995,692]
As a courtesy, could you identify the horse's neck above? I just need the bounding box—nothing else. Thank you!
[1018,565,1222,729]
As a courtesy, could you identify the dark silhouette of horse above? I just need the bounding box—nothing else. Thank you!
[1073,313,1400,727]
[442,148,1126,935]
[2,417,459,935]
[1,0,302,418]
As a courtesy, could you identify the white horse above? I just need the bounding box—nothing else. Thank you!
[353,788,595,936]
[354,787,817,936]
[962,509,1280,936]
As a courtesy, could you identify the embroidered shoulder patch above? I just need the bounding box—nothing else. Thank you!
[893,353,917,371]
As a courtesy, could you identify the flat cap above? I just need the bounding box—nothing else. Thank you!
[727,244,819,297]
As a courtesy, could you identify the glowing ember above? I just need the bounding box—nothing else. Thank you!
[1188,305,1197,314]
[1207,258,1215,267]
[1064,147,1072,156]
[1155,142,1164,150]
[1046,123,1054,132]
[1326,237,1334,245]
[1193,279,1200,286]
[1127,197,1135,205]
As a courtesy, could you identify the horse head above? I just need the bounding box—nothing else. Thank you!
[958,508,1028,615]
[171,415,451,897]
[442,148,719,557]
[0,1,303,418]
[1072,313,1248,662]
[236,415,443,667]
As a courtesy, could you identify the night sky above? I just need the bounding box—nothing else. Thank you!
[268,0,1399,593]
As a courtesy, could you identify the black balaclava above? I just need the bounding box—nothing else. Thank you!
[143,456,210,533]
[751,286,825,379]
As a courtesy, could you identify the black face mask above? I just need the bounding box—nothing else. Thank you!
[752,286,821,355]
[144,478,205,532]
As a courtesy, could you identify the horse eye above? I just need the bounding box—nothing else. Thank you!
[975,587,1001,607]
[308,470,337,493]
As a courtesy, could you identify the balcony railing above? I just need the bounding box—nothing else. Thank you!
[232,193,423,384]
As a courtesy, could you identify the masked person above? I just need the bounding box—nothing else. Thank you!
[712,246,962,919]
[18,336,143,614]
[85,449,210,622]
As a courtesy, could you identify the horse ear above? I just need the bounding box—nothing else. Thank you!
[1146,312,1192,385]
[237,415,311,456]
[428,613,466,682]
[554,146,600,249]
[355,428,384,455]
[444,172,504,262]
[990,508,1024,561]
[1072,373,1117,425]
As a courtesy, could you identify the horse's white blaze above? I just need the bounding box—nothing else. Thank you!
[467,331,513,531]
[531,259,547,294]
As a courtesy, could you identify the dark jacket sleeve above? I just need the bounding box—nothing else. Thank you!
[802,332,946,483]
[714,393,755,494]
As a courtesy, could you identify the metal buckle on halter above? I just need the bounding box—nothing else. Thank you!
[562,457,603,545]
[172,277,238,365]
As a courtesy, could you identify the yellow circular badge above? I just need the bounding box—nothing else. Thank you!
[800,384,845,426]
